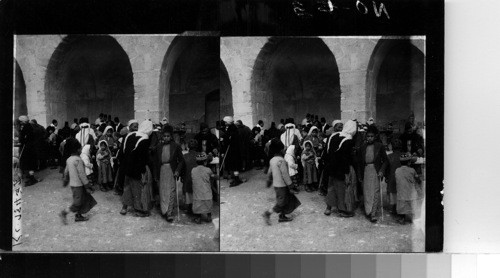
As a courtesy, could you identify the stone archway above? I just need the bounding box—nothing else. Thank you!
[44,35,135,125]
[14,60,28,119]
[220,60,233,120]
[366,38,425,131]
[250,37,341,125]
[159,36,219,132]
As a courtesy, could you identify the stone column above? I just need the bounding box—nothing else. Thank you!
[220,37,268,127]
[15,35,63,127]
[114,35,174,123]
[321,37,379,123]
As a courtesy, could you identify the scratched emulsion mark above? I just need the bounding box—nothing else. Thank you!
[292,0,390,20]
[12,162,23,246]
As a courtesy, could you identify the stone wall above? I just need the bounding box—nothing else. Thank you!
[221,36,426,128]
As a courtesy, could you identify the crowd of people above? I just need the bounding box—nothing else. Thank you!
[14,113,220,225]
[219,113,425,225]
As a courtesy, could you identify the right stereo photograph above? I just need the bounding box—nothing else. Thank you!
[219,36,426,252]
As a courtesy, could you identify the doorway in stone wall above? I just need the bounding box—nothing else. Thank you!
[250,37,341,126]
[159,36,220,133]
[44,35,135,125]
[367,39,425,132]
[14,60,28,119]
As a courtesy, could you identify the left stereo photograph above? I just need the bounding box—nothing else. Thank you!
[12,34,220,252]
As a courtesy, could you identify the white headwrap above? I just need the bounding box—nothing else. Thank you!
[332,120,342,128]
[223,116,234,124]
[308,126,319,136]
[76,123,96,146]
[161,117,168,125]
[103,125,114,135]
[133,120,153,151]
[326,120,343,153]
[337,120,357,151]
[280,123,296,148]
[127,119,139,126]
[18,115,29,123]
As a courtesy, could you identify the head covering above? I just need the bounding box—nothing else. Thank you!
[81,144,91,157]
[223,116,233,124]
[302,139,317,157]
[119,126,129,136]
[98,140,111,155]
[76,122,96,146]
[280,123,297,148]
[308,126,319,136]
[367,117,375,125]
[71,123,77,129]
[332,120,342,128]
[133,120,153,151]
[103,125,114,135]
[127,119,139,126]
[337,120,357,151]
[161,117,168,125]
[95,118,102,125]
[196,152,208,162]
[18,115,29,123]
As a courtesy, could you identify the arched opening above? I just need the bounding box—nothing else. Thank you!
[250,37,341,125]
[45,35,134,125]
[14,60,28,119]
[159,36,219,132]
[220,60,233,120]
[367,39,425,131]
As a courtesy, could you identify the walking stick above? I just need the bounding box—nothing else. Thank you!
[176,177,180,221]
[218,143,231,173]
[380,176,384,221]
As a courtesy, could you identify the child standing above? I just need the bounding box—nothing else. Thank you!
[386,139,402,215]
[191,152,217,224]
[96,140,113,192]
[181,139,199,214]
[80,144,94,192]
[59,138,97,224]
[262,139,301,225]
[284,145,299,194]
[395,153,422,224]
[301,140,318,192]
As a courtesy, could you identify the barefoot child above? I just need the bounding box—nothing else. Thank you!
[262,139,301,225]
[395,153,422,224]
[191,152,217,224]
[59,138,97,224]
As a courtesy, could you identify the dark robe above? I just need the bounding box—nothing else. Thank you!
[237,124,252,164]
[357,141,389,181]
[18,123,37,171]
[181,150,198,194]
[194,132,219,154]
[153,141,184,182]
[222,124,241,172]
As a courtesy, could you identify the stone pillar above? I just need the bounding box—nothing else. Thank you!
[114,35,174,123]
[220,37,267,127]
[321,37,379,123]
[15,35,63,127]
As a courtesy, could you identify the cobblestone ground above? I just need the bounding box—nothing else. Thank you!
[220,169,425,252]
[13,168,219,252]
